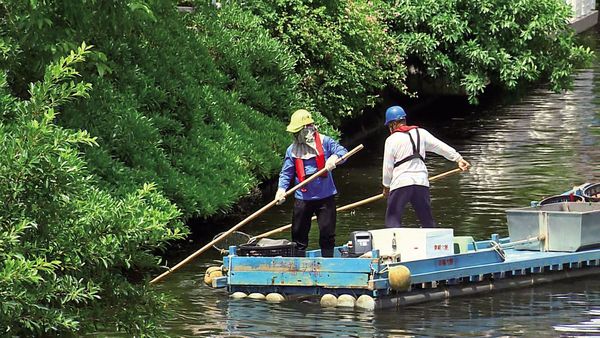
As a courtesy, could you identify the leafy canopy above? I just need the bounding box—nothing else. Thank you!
[0,42,187,336]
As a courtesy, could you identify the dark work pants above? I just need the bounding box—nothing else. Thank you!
[292,196,336,257]
[385,185,436,228]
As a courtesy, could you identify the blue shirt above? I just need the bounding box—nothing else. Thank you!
[278,135,348,201]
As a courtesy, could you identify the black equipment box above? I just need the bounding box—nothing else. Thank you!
[349,231,372,257]
[236,240,297,257]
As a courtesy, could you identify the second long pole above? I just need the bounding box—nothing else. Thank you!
[251,167,463,240]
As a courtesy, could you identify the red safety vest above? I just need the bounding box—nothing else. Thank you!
[392,125,418,133]
[294,132,328,183]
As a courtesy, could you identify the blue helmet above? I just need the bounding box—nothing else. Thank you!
[384,106,406,126]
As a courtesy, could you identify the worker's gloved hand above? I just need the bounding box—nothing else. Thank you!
[457,158,471,171]
[325,155,339,171]
[275,188,286,205]
[382,186,390,198]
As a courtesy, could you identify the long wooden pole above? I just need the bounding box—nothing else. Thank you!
[150,144,364,284]
[252,167,463,240]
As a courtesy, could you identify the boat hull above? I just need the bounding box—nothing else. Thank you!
[214,241,600,309]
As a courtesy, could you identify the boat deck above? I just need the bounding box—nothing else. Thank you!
[217,241,600,302]
[406,247,600,285]
[212,187,599,309]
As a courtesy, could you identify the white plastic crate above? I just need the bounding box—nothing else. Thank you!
[369,228,454,262]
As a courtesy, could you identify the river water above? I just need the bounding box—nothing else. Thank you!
[156,28,600,337]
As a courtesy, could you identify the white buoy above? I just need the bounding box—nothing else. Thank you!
[356,295,375,310]
[266,293,286,303]
[248,293,266,300]
[320,294,338,308]
[230,292,247,299]
[203,266,223,286]
[337,294,356,308]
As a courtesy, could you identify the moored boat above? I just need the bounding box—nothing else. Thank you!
[208,184,600,310]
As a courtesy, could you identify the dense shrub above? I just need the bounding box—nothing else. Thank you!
[238,0,592,107]
[0,0,315,218]
[0,44,187,336]
[238,0,408,123]
[184,2,341,137]
[385,0,593,102]
[186,3,306,119]
[2,0,590,220]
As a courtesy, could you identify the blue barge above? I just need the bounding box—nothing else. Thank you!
[209,185,600,310]
[213,239,600,309]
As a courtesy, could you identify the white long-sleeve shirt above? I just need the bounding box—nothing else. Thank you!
[382,128,462,191]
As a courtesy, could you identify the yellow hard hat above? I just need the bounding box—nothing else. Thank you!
[286,109,314,133]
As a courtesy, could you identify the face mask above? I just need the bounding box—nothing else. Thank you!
[294,125,315,144]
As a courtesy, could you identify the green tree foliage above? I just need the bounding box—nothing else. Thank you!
[0,43,187,336]
[0,0,311,217]
[238,0,408,123]
[0,0,594,334]
[386,0,593,102]
[185,3,341,137]
[2,0,591,219]
[238,0,591,106]
[187,4,305,119]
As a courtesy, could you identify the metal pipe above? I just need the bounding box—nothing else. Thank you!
[500,234,546,249]
[377,267,600,309]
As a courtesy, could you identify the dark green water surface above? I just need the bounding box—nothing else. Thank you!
[156,28,600,337]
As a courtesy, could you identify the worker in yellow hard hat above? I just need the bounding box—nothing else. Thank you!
[285,109,315,133]
[275,109,348,257]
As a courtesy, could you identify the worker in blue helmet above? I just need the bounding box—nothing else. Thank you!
[382,105,471,228]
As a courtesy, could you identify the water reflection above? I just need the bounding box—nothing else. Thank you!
[160,27,600,337]
[161,270,600,337]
